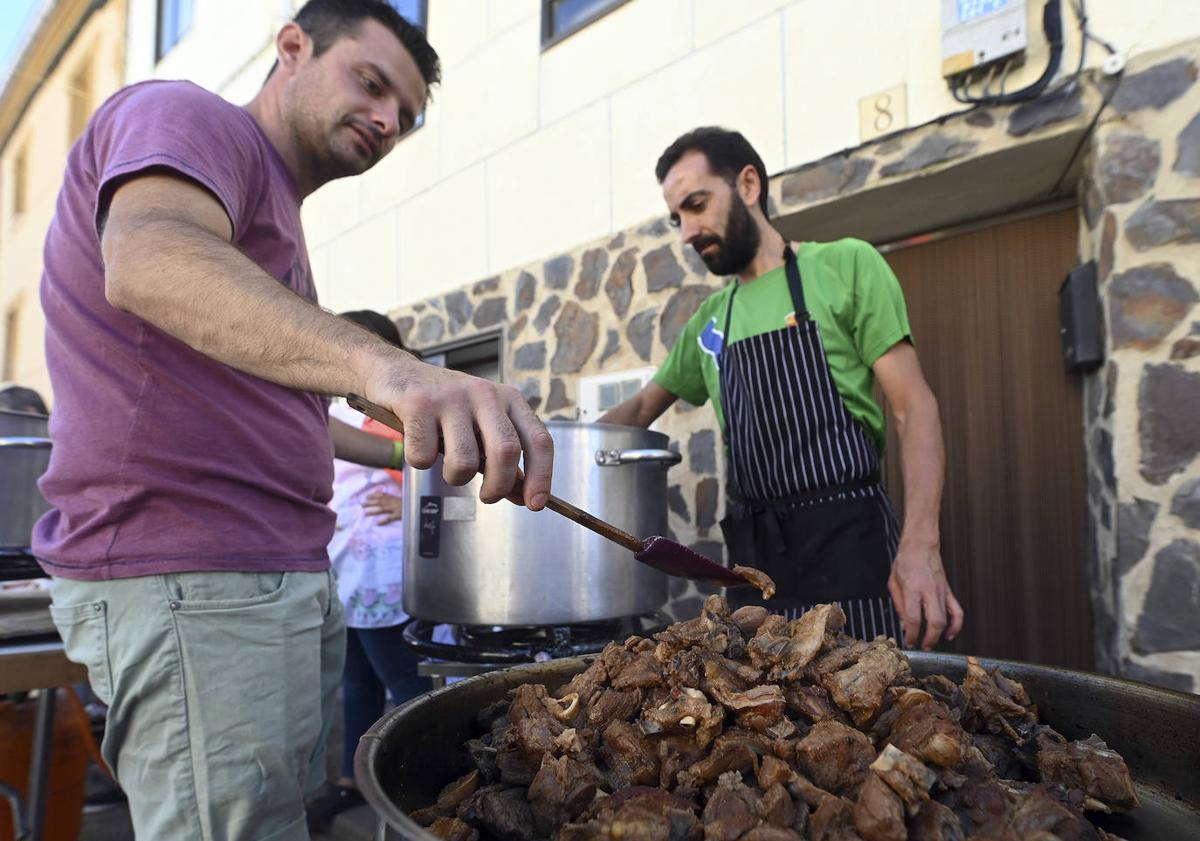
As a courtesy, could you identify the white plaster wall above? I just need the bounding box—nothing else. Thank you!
[116,0,1200,315]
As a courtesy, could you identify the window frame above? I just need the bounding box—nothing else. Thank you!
[389,0,429,136]
[155,0,194,63]
[540,0,632,51]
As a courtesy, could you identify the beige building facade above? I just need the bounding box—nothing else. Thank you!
[0,0,127,402]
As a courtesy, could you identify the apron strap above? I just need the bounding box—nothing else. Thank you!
[719,244,807,372]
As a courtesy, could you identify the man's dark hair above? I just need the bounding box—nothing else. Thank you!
[655,127,770,216]
[341,310,419,357]
[278,0,441,99]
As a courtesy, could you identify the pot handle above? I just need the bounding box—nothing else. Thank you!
[0,437,51,449]
[594,448,682,467]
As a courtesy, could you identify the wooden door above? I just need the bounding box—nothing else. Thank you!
[879,206,1094,669]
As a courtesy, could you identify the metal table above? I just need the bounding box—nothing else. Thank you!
[0,604,88,841]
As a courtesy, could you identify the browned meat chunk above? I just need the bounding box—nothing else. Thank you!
[466,738,500,784]
[587,688,643,731]
[784,685,843,724]
[972,732,1020,779]
[739,826,805,841]
[708,683,786,718]
[807,794,857,841]
[457,785,535,841]
[527,755,603,836]
[852,773,905,841]
[962,657,1037,740]
[732,565,777,599]
[602,720,660,788]
[560,789,702,841]
[557,658,609,702]
[659,733,708,790]
[794,720,875,796]
[676,740,757,792]
[496,712,567,785]
[747,619,793,672]
[885,690,969,769]
[730,605,770,637]
[919,674,966,718]
[823,640,911,727]
[757,782,797,828]
[870,744,936,815]
[656,616,714,653]
[702,772,762,841]
[908,800,965,841]
[428,816,480,841]
[805,639,870,685]
[1010,784,1104,841]
[756,754,793,791]
[1034,730,1140,813]
[641,687,724,748]
[411,770,481,825]
[613,650,666,689]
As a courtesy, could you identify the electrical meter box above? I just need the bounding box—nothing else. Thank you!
[941,0,1028,79]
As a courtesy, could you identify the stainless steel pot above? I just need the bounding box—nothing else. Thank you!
[356,653,1200,841]
[403,421,679,626]
[0,410,51,549]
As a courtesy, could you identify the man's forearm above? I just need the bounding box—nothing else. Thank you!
[105,218,403,397]
[330,416,395,467]
[894,396,945,550]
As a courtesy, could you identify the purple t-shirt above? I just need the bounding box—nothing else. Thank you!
[34,80,335,580]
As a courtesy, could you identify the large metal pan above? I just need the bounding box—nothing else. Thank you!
[0,410,51,548]
[355,652,1200,841]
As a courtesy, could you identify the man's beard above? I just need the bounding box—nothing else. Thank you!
[693,197,761,276]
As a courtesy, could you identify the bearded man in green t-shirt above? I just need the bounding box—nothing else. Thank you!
[601,127,963,650]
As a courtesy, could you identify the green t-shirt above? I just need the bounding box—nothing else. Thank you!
[654,238,910,455]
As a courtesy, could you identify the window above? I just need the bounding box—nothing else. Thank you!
[388,0,427,29]
[423,334,502,382]
[156,0,194,61]
[541,0,629,49]
[68,56,93,142]
[11,146,27,219]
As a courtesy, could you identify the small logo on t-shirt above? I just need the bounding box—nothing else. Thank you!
[698,318,725,367]
[785,311,798,328]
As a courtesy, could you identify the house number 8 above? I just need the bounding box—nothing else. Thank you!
[873,94,894,132]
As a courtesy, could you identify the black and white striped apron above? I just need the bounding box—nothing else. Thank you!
[718,245,903,644]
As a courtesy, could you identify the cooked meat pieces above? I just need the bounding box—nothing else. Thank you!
[784,685,844,724]
[613,651,667,690]
[794,720,875,796]
[560,787,701,841]
[907,800,965,841]
[731,565,777,599]
[601,720,660,788]
[869,744,936,815]
[411,770,482,825]
[528,755,604,836]
[1034,730,1140,813]
[641,687,724,748]
[427,816,481,841]
[457,785,536,841]
[701,772,762,841]
[884,690,969,769]
[963,656,1038,740]
[587,688,643,731]
[758,782,797,828]
[823,640,911,727]
[676,740,757,792]
[730,605,770,637]
[416,603,1139,841]
[852,773,905,841]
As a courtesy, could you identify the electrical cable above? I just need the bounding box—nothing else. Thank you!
[1044,70,1123,198]
[948,0,1064,105]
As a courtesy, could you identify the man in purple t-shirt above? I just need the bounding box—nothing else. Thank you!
[37,1,553,837]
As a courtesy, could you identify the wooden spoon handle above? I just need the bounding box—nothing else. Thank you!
[345,393,645,554]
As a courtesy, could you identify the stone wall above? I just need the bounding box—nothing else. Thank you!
[393,221,726,620]
[1079,41,1200,692]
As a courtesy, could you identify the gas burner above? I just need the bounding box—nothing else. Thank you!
[402,612,669,664]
